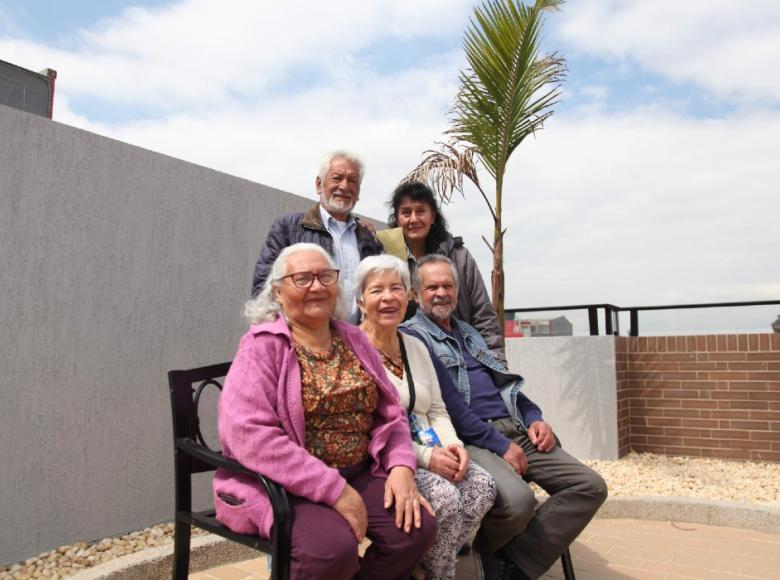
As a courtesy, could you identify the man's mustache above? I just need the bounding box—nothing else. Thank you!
[431,297,452,306]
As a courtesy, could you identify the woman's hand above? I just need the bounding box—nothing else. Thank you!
[448,444,469,482]
[384,466,435,533]
[428,447,458,480]
[333,484,368,541]
[428,445,468,482]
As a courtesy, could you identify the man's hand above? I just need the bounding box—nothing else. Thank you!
[502,442,528,475]
[333,484,368,541]
[361,220,378,237]
[528,421,556,453]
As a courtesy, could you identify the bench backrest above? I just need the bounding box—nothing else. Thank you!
[168,361,231,474]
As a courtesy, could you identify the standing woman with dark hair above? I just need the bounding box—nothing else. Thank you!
[388,181,505,360]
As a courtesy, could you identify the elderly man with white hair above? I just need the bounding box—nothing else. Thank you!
[251,150,383,323]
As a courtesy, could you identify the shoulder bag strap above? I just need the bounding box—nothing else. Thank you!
[398,332,415,413]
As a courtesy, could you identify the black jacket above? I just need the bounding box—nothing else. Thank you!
[251,203,383,297]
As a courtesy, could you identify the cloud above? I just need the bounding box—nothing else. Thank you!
[557,0,780,104]
[445,108,780,319]
[580,85,609,100]
[3,0,778,334]
[0,0,473,110]
[91,53,462,205]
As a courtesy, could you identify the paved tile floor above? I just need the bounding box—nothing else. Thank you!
[190,519,780,580]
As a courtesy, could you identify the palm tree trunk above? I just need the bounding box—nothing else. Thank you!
[492,177,505,339]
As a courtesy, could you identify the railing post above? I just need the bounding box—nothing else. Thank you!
[629,309,639,336]
[588,306,599,335]
[605,307,614,335]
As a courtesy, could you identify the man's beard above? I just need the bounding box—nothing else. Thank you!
[321,190,355,215]
[422,298,455,323]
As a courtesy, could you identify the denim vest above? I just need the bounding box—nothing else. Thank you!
[401,312,528,429]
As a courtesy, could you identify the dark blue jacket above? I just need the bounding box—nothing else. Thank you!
[251,203,383,297]
[401,324,543,456]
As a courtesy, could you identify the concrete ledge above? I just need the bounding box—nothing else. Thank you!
[73,497,780,579]
[70,534,260,580]
[597,496,780,534]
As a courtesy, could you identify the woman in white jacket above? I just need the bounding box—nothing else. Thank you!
[355,254,496,580]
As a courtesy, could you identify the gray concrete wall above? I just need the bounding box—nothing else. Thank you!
[0,101,620,564]
[505,336,619,461]
[0,103,316,564]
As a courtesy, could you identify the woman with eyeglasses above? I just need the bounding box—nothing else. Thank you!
[214,243,435,580]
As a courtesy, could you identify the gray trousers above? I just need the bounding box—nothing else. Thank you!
[467,418,608,579]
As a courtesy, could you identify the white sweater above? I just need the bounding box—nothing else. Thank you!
[382,333,463,468]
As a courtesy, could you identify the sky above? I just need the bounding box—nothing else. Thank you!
[2,0,779,334]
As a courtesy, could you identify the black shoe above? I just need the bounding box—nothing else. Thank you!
[474,545,521,580]
[473,540,500,580]
[493,548,532,580]
[494,554,531,580]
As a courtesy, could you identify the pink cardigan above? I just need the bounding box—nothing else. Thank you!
[213,316,416,538]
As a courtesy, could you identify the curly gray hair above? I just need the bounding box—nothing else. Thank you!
[244,243,348,324]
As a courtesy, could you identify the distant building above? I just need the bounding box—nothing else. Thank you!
[518,316,573,337]
[0,59,56,118]
[505,319,525,337]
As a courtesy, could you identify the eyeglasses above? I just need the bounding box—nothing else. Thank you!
[277,268,340,288]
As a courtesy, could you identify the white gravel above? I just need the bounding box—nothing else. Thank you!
[583,452,780,506]
[2,453,778,579]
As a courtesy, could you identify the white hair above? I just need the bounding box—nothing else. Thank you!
[244,243,348,324]
[354,254,411,304]
[317,149,366,184]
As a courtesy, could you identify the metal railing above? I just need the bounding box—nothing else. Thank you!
[505,300,780,337]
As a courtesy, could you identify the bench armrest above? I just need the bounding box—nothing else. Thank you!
[175,437,292,537]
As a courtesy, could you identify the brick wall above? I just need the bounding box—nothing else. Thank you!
[615,337,631,456]
[622,333,780,461]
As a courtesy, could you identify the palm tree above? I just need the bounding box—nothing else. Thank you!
[404,0,565,334]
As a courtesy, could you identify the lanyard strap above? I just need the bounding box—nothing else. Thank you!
[398,333,415,413]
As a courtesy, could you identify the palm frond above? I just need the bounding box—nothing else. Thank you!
[400,0,565,323]
[402,142,475,201]
[450,0,565,179]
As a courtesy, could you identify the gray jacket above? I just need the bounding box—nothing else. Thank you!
[251,203,383,297]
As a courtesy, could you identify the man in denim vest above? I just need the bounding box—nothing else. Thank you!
[401,255,607,580]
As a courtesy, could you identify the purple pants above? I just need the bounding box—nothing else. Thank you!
[288,463,436,580]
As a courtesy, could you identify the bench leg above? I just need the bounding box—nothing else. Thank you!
[172,519,191,580]
[560,547,576,580]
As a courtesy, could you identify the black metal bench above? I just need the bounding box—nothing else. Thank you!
[168,361,291,580]
[169,361,576,580]
[561,546,576,579]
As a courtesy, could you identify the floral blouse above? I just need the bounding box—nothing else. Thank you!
[296,333,378,468]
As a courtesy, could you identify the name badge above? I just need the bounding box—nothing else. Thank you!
[408,413,442,447]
